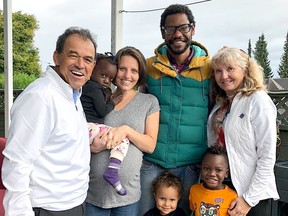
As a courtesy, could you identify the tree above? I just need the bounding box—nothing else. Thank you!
[247,39,252,57]
[278,31,288,78]
[253,34,273,78]
[0,10,41,77]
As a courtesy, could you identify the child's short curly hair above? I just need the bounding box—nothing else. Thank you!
[152,171,184,198]
[202,145,229,165]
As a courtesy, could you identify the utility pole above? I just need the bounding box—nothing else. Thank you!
[111,0,123,54]
[3,0,13,137]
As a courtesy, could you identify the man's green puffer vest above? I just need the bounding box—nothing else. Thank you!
[144,41,212,168]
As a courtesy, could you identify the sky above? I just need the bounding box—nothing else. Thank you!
[1,0,288,77]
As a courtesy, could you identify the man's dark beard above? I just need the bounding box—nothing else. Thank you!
[166,39,191,55]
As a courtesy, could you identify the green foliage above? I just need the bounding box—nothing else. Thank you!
[278,31,288,78]
[253,34,273,78]
[0,10,42,77]
[0,73,37,89]
[248,39,252,58]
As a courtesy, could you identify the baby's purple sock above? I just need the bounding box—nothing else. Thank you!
[103,158,127,196]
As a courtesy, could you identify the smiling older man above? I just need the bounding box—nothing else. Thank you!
[2,27,96,216]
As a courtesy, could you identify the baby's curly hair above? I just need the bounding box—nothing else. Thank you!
[95,52,116,66]
[152,171,184,198]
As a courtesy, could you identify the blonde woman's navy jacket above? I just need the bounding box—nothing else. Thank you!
[144,41,211,168]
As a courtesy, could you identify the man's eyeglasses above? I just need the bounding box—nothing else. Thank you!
[161,24,193,35]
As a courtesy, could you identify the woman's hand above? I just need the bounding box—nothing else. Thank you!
[104,126,128,149]
[228,196,251,216]
[90,130,110,153]
[90,126,126,153]
[111,92,123,105]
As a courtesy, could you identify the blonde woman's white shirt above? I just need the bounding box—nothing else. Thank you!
[207,90,279,207]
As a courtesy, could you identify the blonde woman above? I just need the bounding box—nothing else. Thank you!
[207,48,279,216]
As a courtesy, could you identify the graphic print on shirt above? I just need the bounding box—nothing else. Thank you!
[200,202,220,216]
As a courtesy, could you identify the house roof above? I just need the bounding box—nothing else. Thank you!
[265,78,285,91]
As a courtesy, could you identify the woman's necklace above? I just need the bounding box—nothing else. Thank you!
[226,94,236,110]
[227,94,235,102]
